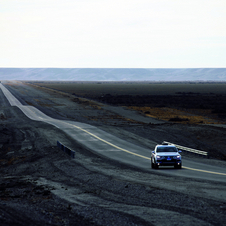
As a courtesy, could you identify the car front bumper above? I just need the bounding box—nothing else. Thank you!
[156,160,182,166]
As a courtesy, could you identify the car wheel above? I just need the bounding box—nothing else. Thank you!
[175,164,182,169]
[154,161,159,169]
[151,159,154,169]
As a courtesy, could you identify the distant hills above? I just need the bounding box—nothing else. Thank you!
[0,68,226,81]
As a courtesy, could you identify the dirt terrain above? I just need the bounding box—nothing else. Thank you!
[1,81,226,226]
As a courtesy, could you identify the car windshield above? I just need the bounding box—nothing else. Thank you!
[156,147,177,153]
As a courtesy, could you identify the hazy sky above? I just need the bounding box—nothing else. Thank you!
[1,0,226,68]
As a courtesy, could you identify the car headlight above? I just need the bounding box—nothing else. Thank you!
[176,155,181,160]
[156,156,165,160]
[173,155,181,160]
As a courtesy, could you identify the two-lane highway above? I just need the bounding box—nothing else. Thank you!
[1,83,226,182]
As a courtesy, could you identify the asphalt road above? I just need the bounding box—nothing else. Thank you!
[1,83,226,183]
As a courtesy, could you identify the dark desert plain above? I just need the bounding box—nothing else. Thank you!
[32,81,226,125]
[1,80,226,226]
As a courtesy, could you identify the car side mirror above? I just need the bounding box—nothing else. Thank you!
[152,151,155,154]
[178,150,182,153]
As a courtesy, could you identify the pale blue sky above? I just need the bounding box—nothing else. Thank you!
[1,0,226,68]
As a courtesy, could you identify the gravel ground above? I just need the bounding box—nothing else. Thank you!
[0,81,226,226]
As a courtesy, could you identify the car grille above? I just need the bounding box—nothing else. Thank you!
[161,156,177,162]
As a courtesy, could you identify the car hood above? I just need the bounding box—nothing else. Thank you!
[156,152,180,156]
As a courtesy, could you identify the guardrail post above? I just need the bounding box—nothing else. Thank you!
[71,151,75,158]
[57,141,75,159]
